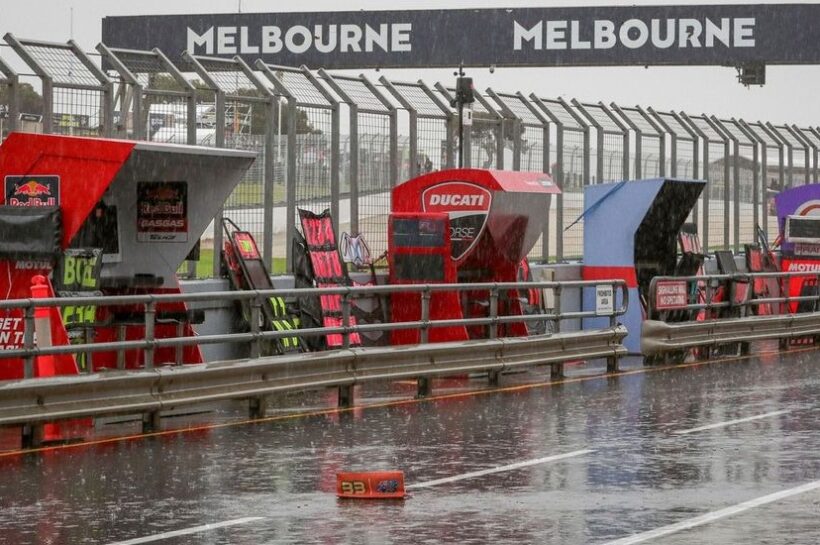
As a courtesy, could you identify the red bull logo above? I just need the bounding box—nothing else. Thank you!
[4,176,60,207]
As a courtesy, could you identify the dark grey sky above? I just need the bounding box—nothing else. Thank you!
[2,0,819,125]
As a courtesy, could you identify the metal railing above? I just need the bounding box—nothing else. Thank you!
[0,279,628,445]
[643,271,820,357]
[1,279,628,372]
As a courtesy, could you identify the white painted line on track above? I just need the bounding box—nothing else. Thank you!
[105,517,265,545]
[601,479,820,545]
[672,409,792,435]
[406,448,594,490]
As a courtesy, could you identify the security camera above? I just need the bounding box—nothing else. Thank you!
[489,65,496,74]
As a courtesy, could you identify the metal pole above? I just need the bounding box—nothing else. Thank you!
[331,103,341,241]
[543,123,551,261]
[43,79,53,134]
[458,99,464,168]
[263,98,276,269]
[349,105,359,235]
[285,97,297,269]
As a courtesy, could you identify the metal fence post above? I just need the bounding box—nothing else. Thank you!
[250,294,261,359]
[330,100,341,236]
[342,292,351,350]
[380,76,419,180]
[285,96,298,268]
[144,301,155,369]
[418,287,432,398]
[23,305,35,379]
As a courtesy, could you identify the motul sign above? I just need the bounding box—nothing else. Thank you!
[422,182,491,260]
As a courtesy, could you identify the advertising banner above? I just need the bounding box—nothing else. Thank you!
[102,5,820,69]
[136,181,188,243]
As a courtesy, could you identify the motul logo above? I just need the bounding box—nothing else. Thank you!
[787,262,820,272]
[422,182,492,213]
[428,194,485,207]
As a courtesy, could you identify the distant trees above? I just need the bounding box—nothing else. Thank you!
[0,81,44,116]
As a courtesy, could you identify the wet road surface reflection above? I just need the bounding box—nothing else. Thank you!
[0,349,818,544]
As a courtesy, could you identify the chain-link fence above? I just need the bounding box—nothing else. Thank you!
[7,35,113,137]
[3,33,819,273]
[487,90,551,260]
[0,54,17,141]
[715,118,760,251]
[320,71,396,260]
[613,104,665,179]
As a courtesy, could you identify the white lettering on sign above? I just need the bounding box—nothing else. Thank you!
[428,194,485,207]
[787,262,820,272]
[450,226,477,240]
[595,284,614,316]
[0,316,25,350]
[188,23,413,55]
[138,219,185,229]
[655,280,688,310]
[795,243,820,256]
[514,17,755,51]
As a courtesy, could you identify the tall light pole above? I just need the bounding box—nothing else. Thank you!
[450,63,474,168]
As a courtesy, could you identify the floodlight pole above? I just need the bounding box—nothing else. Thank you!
[456,63,465,168]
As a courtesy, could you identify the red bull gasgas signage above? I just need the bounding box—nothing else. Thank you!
[4,175,60,207]
[136,181,188,243]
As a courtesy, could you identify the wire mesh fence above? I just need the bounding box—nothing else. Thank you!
[771,124,810,187]
[2,34,819,274]
[561,130,587,259]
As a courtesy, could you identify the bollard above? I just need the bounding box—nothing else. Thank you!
[30,275,56,378]
[29,275,59,444]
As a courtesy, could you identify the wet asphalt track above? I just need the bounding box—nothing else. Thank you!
[0,346,818,544]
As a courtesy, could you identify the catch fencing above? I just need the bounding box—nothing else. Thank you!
[1,34,819,272]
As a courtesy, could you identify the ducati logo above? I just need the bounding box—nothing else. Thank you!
[422,181,492,261]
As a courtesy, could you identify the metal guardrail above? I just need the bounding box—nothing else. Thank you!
[643,313,820,356]
[0,327,628,428]
[0,279,628,445]
[643,271,820,357]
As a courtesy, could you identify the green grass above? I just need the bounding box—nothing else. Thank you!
[178,248,288,279]
[226,182,287,207]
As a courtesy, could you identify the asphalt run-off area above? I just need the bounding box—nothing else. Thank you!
[1,346,818,544]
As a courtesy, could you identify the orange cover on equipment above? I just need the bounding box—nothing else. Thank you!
[336,471,406,499]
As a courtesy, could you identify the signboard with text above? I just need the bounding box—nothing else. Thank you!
[102,5,820,70]
[654,280,689,311]
[136,181,189,243]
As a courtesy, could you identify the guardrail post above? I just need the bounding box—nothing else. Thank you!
[488,286,499,340]
[417,287,432,398]
[249,396,268,419]
[144,301,155,369]
[338,385,353,408]
[21,423,43,449]
[342,291,351,349]
[420,288,431,344]
[142,411,161,433]
[250,294,262,359]
[550,285,563,378]
[116,325,126,370]
[488,286,500,386]
[23,305,34,379]
[339,289,354,407]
